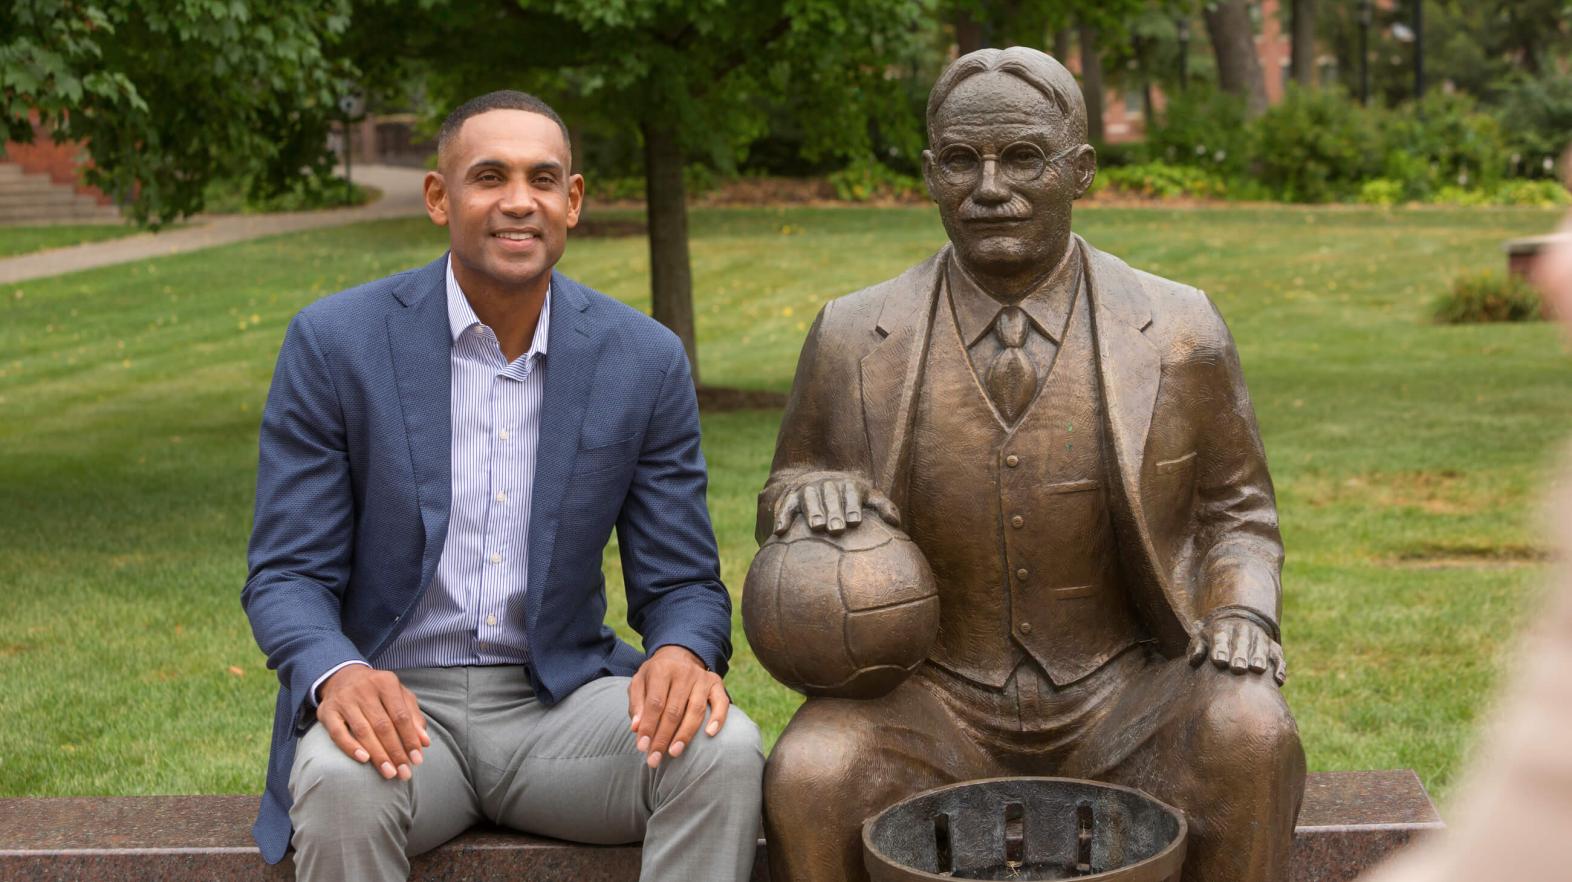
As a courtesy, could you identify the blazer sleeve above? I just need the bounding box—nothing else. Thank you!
[242,311,366,729]
[617,342,733,675]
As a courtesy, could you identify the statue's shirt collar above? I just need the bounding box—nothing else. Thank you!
[947,246,1080,346]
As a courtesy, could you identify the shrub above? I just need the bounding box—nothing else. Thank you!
[1496,73,1572,177]
[828,158,924,202]
[1491,179,1572,207]
[1145,87,1253,179]
[202,175,378,214]
[1252,85,1385,202]
[1383,91,1511,200]
[1432,271,1544,324]
[1099,162,1230,199]
[1357,178,1406,206]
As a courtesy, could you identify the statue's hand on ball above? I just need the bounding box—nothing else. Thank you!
[746,471,939,700]
[769,470,903,536]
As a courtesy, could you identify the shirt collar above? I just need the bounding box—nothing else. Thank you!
[446,255,551,357]
[948,246,1080,346]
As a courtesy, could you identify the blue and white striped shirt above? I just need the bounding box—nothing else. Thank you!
[313,257,550,695]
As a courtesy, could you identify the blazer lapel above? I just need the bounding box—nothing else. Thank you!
[386,256,454,576]
[525,272,598,622]
[860,248,946,500]
[1085,240,1158,480]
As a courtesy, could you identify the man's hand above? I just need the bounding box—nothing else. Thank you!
[317,665,431,781]
[627,645,728,769]
[1188,614,1287,685]
[772,471,901,536]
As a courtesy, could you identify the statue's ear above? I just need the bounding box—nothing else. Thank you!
[1073,144,1098,200]
[921,149,939,203]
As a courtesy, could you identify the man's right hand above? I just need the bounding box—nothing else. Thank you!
[317,665,430,781]
[771,471,901,536]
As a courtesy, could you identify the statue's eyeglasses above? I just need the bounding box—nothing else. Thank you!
[935,143,1078,186]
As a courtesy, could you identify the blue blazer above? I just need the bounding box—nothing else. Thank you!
[242,255,731,863]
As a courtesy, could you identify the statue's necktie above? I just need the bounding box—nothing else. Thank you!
[986,306,1036,424]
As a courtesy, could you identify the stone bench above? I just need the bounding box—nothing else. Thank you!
[0,770,1441,881]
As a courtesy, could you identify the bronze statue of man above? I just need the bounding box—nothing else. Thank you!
[756,48,1305,882]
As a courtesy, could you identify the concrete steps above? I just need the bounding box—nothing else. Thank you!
[0,162,121,225]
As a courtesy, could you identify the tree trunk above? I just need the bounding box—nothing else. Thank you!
[641,119,699,383]
[1203,0,1269,117]
[1053,27,1072,64]
[1078,23,1104,144]
[955,11,984,55]
[1290,0,1317,87]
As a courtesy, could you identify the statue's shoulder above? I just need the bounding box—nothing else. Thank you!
[1086,243,1227,342]
[814,247,947,340]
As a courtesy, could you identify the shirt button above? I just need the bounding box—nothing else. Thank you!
[1016,567,1029,580]
[489,552,502,565]
[499,429,510,441]
[495,490,508,503]
[1011,516,1025,528]
[1019,622,1033,635]
[486,615,497,626]
[1005,454,1020,467]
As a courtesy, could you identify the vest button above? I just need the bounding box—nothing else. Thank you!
[1016,567,1029,580]
[1011,516,1024,528]
[1019,622,1033,635]
[1005,454,1020,467]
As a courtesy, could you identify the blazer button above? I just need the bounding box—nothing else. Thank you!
[1016,567,1029,580]
[1019,622,1033,635]
[1005,454,1020,468]
[1011,516,1025,529]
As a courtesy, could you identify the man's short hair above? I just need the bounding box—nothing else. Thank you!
[926,47,1088,145]
[436,90,572,168]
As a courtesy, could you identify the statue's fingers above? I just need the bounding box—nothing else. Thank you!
[801,483,827,531]
[1230,622,1253,674]
[821,480,846,534]
[1249,635,1271,674]
[773,492,801,535]
[867,489,902,527]
[1210,623,1233,669]
[841,480,864,525]
[1187,632,1208,668]
[1270,644,1288,685]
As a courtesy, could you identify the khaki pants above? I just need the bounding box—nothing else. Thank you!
[289,666,764,882]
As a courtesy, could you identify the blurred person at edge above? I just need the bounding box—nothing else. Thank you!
[1359,155,1572,882]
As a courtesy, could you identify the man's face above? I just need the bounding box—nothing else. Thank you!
[424,109,583,295]
[924,72,1095,280]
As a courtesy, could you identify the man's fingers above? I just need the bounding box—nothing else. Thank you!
[401,687,430,752]
[668,679,711,759]
[627,670,646,732]
[773,493,801,535]
[320,709,371,764]
[1230,622,1253,674]
[372,683,416,774]
[842,480,864,526]
[821,480,846,534]
[801,483,827,531]
[705,680,731,737]
[646,679,689,767]
[867,490,901,527]
[343,706,398,779]
[637,668,672,751]
[1210,624,1233,669]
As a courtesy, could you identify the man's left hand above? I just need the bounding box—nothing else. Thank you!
[628,645,729,768]
[1188,614,1287,685]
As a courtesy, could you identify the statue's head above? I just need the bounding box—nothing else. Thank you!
[924,48,1097,291]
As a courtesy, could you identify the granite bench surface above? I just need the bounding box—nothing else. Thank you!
[0,769,1441,881]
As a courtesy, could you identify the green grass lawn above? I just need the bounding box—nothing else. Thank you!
[2,203,1568,805]
[0,223,145,258]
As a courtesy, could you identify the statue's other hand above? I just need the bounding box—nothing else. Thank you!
[772,471,901,536]
[1188,613,1287,686]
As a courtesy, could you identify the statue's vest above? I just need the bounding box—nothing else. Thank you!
[906,273,1147,689]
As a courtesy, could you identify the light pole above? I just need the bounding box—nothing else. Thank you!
[1413,0,1425,101]
[1177,17,1190,92]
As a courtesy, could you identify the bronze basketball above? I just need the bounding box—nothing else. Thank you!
[742,515,939,700]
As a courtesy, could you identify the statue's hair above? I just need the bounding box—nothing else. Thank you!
[926,47,1088,145]
[437,90,572,168]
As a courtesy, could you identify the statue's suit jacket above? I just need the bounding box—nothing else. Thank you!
[243,255,731,863]
[758,237,1283,657]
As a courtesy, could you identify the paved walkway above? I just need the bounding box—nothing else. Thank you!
[0,165,428,286]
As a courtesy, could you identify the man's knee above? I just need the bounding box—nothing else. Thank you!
[696,708,766,778]
[289,726,411,836]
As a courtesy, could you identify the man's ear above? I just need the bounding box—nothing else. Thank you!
[921,149,939,203]
[423,171,449,226]
[1072,144,1098,200]
[566,173,585,229]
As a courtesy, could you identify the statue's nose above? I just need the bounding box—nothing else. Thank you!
[971,158,1011,204]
